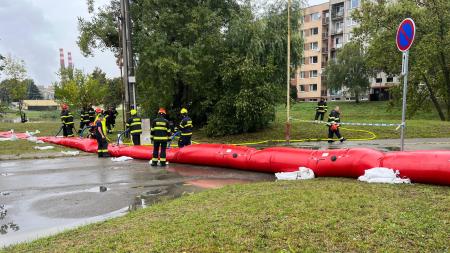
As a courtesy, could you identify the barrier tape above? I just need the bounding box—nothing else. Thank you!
[291,118,401,128]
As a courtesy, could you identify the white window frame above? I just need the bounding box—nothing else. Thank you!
[310,70,318,78]
[309,84,318,91]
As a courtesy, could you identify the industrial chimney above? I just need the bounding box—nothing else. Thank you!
[59,48,65,70]
[67,52,73,69]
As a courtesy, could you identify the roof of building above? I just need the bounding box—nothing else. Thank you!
[23,100,58,107]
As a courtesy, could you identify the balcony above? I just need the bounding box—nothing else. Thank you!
[322,17,329,25]
[331,28,343,35]
[321,61,328,68]
[322,32,328,39]
[322,47,328,54]
[331,11,344,20]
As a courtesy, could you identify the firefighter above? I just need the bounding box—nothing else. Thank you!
[315,97,328,121]
[94,113,109,157]
[326,106,346,143]
[88,104,96,124]
[104,106,118,133]
[60,104,75,137]
[126,109,142,145]
[178,108,193,148]
[79,106,90,134]
[150,108,171,166]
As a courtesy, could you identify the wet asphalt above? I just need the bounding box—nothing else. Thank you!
[0,156,274,247]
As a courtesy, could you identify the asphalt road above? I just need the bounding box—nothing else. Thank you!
[0,156,274,247]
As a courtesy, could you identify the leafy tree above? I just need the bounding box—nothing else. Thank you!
[25,79,43,100]
[54,68,107,110]
[78,0,303,136]
[2,55,28,116]
[91,67,123,107]
[324,42,370,103]
[352,0,450,120]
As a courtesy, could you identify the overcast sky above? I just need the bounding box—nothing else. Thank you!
[0,0,327,87]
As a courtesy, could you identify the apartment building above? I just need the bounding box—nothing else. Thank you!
[296,0,398,101]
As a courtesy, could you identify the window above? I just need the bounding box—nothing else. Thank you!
[311,12,321,21]
[351,0,359,9]
[300,71,306,78]
[376,77,383,83]
[310,84,318,91]
[310,27,319,35]
[310,70,318,77]
[347,17,358,26]
[387,76,394,83]
[310,42,319,51]
[335,21,343,33]
[299,85,305,92]
[300,57,306,65]
[309,56,318,64]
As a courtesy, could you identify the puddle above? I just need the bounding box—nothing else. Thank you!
[0,157,273,247]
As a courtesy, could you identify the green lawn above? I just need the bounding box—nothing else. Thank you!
[2,101,450,146]
[4,179,449,252]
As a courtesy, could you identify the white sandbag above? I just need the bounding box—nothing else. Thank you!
[34,146,54,150]
[358,167,411,184]
[27,136,38,143]
[275,167,315,180]
[61,151,80,156]
[111,156,133,162]
[35,140,45,144]
[25,130,40,137]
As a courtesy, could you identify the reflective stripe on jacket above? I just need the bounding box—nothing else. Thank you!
[151,117,171,141]
[126,116,142,134]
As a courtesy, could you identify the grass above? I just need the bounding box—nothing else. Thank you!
[2,101,450,149]
[4,179,449,252]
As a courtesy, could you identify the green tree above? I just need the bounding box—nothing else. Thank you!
[352,0,450,120]
[54,68,107,110]
[78,0,303,136]
[90,67,123,107]
[2,54,28,116]
[25,79,43,100]
[324,42,370,103]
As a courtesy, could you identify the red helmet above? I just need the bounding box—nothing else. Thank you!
[95,108,102,114]
[158,108,166,114]
[61,104,68,110]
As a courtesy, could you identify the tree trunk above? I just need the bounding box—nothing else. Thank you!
[355,90,360,103]
[422,74,446,121]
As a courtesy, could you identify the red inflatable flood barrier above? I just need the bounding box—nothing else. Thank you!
[29,136,450,186]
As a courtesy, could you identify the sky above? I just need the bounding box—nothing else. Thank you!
[0,0,328,87]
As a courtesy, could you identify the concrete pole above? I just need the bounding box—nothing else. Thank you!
[120,0,130,122]
[286,0,291,142]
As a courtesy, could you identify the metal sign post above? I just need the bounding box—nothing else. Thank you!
[396,18,415,151]
[400,51,409,151]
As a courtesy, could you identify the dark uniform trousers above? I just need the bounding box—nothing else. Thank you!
[132,134,141,145]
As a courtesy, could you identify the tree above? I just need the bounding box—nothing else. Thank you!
[90,67,123,107]
[352,0,450,120]
[2,54,28,116]
[78,0,303,136]
[324,42,370,103]
[54,68,107,110]
[25,79,43,100]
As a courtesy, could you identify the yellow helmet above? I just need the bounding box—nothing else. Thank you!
[180,108,188,114]
[130,109,137,115]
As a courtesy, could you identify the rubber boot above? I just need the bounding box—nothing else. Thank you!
[159,161,166,166]
[151,161,158,166]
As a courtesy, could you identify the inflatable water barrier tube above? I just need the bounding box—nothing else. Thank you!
[2,131,449,186]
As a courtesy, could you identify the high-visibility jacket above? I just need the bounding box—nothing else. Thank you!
[94,118,107,136]
[178,116,193,136]
[80,109,90,123]
[316,101,328,113]
[60,110,74,127]
[327,110,341,126]
[151,117,171,141]
[126,116,142,135]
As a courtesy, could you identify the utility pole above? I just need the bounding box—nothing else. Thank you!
[120,0,136,123]
[286,0,291,143]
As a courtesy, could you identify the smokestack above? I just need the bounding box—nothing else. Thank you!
[59,48,65,69]
[67,52,73,69]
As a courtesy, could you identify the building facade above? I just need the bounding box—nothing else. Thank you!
[296,0,398,101]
